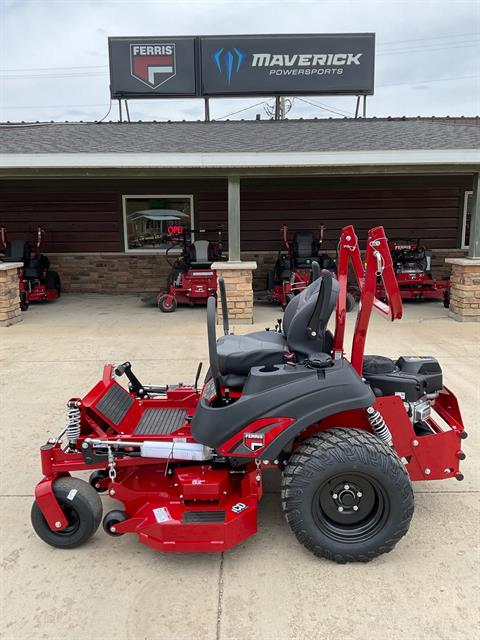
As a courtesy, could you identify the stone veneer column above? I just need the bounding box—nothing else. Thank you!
[211,261,257,325]
[0,262,23,327]
[445,258,480,322]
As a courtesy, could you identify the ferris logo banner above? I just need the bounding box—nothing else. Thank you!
[130,43,176,88]
[109,37,196,98]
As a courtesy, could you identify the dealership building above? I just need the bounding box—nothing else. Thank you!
[0,115,479,320]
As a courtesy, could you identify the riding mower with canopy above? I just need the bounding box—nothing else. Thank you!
[376,239,451,308]
[31,225,466,563]
[153,224,223,313]
[265,224,356,312]
[0,225,61,310]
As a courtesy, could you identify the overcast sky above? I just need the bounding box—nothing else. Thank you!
[1,0,479,122]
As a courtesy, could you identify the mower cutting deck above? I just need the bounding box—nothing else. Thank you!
[31,225,466,562]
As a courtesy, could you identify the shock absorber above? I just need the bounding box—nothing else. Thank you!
[366,406,393,447]
[66,400,81,449]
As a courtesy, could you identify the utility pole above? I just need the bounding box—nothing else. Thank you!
[275,96,286,120]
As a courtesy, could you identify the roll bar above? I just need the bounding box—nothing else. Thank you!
[218,278,230,335]
[333,225,403,375]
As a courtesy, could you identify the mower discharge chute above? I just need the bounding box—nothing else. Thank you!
[154,224,223,312]
[263,224,356,312]
[31,225,466,563]
[0,224,61,310]
[376,239,451,307]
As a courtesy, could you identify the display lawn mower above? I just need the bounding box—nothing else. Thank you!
[376,239,451,308]
[265,224,356,312]
[31,225,466,563]
[0,225,61,310]
[154,225,223,313]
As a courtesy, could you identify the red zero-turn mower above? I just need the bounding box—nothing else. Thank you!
[265,224,356,312]
[155,225,223,312]
[0,225,61,311]
[376,239,451,308]
[31,225,466,562]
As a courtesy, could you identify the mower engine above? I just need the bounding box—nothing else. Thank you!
[363,355,443,436]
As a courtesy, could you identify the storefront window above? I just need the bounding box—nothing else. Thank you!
[462,191,472,249]
[123,195,193,251]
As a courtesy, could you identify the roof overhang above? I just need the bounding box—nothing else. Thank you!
[1,149,479,171]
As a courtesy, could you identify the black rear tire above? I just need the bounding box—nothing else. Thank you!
[158,294,177,313]
[346,292,356,312]
[282,428,414,563]
[31,477,103,549]
[46,270,61,296]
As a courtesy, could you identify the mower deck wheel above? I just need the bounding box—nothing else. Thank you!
[31,477,102,549]
[89,469,109,493]
[158,294,177,313]
[282,428,414,563]
[103,510,128,536]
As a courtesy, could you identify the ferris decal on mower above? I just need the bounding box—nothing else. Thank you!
[243,432,265,452]
[130,43,176,88]
[31,225,466,563]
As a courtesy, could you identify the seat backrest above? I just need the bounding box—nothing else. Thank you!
[5,239,29,262]
[293,231,316,259]
[190,240,213,263]
[285,275,339,358]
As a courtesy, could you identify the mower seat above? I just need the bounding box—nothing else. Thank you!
[217,275,338,384]
[292,231,318,268]
[190,240,216,268]
[2,239,29,263]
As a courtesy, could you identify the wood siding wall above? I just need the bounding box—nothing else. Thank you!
[0,175,473,253]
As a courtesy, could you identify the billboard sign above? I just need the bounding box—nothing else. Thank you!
[109,33,375,99]
[109,37,196,98]
[200,34,375,96]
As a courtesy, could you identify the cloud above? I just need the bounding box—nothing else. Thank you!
[1,0,479,121]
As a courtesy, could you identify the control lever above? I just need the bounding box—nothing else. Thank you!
[114,361,147,398]
[194,362,203,391]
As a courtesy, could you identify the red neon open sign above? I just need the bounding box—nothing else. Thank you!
[168,225,184,235]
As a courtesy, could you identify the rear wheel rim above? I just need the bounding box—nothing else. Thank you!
[313,472,390,544]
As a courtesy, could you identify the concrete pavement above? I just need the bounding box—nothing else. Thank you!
[1,294,479,640]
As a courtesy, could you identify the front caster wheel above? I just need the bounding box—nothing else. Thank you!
[158,294,177,313]
[443,290,450,309]
[31,477,103,549]
[103,510,128,536]
[282,428,414,563]
[89,469,109,493]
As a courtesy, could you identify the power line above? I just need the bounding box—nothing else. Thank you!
[295,97,354,117]
[215,101,266,120]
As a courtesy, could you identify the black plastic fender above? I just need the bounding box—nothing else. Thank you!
[191,360,375,456]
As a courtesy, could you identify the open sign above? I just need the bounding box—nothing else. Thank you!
[168,225,184,235]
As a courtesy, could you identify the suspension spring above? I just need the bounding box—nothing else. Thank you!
[66,400,81,449]
[366,406,393,447]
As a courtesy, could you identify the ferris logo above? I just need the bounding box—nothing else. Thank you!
[130,43,176,88]
[243,432,265,452]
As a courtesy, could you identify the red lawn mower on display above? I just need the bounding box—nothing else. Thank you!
[376,239,451,308]
[0,225,61,310]
[265,224,356,312]
[31,225,466,563]
[155,225,223,313]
